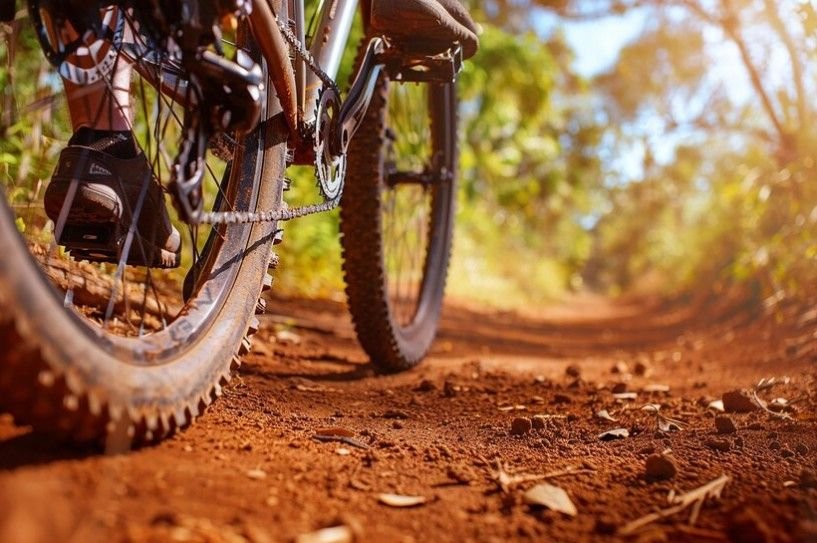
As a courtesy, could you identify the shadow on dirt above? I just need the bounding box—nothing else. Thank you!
[0,430,96,470]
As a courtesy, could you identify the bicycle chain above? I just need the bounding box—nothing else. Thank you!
[192,15,342,225]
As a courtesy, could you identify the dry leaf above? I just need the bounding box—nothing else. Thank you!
[756,376,790,391]
[707,400,725,412]
[598,428,629,441]
[295,525,353,543]
[523,483,577,516]
[642,384,670,393]
[246,469,267,480]
[275,329,302,344]
[377,494,426,507]
[596,409,618,422]
[620,474,730,535]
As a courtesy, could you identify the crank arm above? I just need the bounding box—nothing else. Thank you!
[330,37,387,156]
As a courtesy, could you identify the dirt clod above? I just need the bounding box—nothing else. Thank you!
[565,364,581,378]
[705,438,731,452]
[722,390,757,413]
[611,382,628,394]
[531,415,547,430]
[511,417,533,436]
[633,361,650,377]
[644,454,677,481]
[715,415,737,434]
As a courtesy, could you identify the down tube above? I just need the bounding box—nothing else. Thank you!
[302,0,359,125]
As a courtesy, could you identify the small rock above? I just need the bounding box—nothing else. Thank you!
[722,390,757,413]
[780,448,795,459]
[706,438,731,452]
[391,420,403,430]
[734,437,744,448]
[611,361,629,374]
[611,382,628,394]
[443,380,458,397]
[552,393,572,404]
[726,508,774,543]
[511,417,532,436]
[796,443,809,456]
[769,440,781,450]
[800,469,817,489]
[416,379,437,392]
[633,361,650,377]
[531,415,547,430]
[715,416,737,434]
[382,409,409,419]
[644,454,677,481]
[598,428,629,441]
[565,364,581,378]
[747,422,763,430]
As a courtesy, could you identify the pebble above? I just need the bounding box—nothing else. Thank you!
[722,390,757,413]
[715,416,737,434]
[565,364,582,378]
[552,393,572,404]
[706,438,731,452]
[769,440,781,450]
[511,417,532,436]
[644,454,677,481]
[611,361,629,374]
[531,415,547,430]
[747,422,763,430]
[633,361,650,377]
[796,443,810,455]
[611,382,628,394]
[416,379,436,392]
[780,448,795,459]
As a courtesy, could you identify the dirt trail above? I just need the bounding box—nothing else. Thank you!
[1,292,817,542]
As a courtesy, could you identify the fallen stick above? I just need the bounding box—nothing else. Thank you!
[619,474,730,535]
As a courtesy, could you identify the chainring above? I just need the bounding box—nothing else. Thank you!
[314,87,347,200]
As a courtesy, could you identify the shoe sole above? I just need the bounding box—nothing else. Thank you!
[45,187,181,269]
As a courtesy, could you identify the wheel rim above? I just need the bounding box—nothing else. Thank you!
[381,81,456,330]
[0,8,263,361]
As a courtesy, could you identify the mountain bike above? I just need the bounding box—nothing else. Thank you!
[0,0,464,444]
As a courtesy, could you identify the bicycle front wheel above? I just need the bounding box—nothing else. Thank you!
[340,59,458,372]
[0,9,287,444]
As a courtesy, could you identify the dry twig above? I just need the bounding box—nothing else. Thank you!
[619,474,730,535]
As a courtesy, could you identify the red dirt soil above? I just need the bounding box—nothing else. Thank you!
[1,291,817,542]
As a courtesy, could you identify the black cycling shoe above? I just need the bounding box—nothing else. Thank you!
[44,145,182,268]
[370,0,479,59]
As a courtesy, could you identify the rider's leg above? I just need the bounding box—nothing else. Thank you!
[45,65,181,268]
[370,0,479,59]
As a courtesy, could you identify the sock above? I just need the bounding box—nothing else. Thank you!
[69,127,139,159]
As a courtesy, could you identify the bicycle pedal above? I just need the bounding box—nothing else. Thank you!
[382,45,463,84]
[59,223,120,251]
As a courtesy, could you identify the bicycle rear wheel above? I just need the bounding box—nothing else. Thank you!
[340,58,457,371]
[0,8,287,445]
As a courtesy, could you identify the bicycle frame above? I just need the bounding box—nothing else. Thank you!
[251,0,367,135]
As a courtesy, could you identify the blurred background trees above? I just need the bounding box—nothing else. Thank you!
[282,0,817,306]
